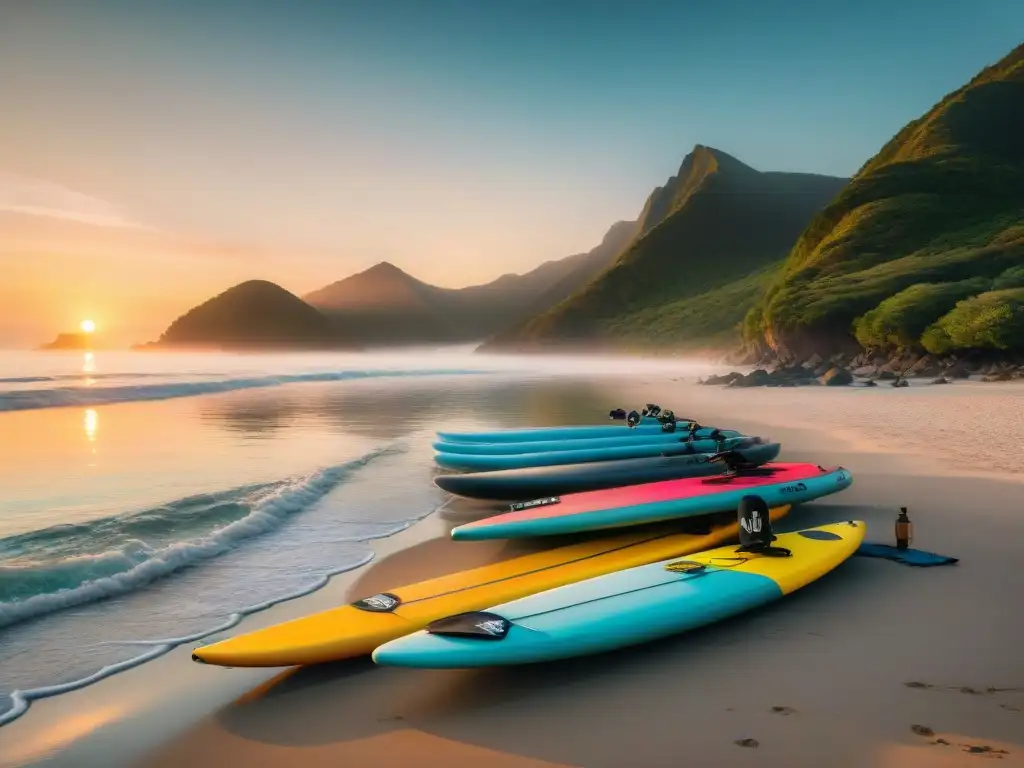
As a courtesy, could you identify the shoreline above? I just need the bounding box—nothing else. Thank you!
[2,376,1023,766]
[0,511,514,768]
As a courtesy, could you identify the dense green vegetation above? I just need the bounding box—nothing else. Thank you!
[483,147,846,350]
[921,288,1024,354]
[600,261,780,349]
[853,278,991,349]
[749,42,1024,360]
[992,264,1024,290]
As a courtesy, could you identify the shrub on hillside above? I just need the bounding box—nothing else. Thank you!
[852,278,990,349]
[992,264,1024,290]
[921,288,1024,354]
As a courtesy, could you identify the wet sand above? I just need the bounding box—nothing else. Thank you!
[4,381,1024,767]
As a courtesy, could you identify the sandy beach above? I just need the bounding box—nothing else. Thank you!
[3,377,1023,768]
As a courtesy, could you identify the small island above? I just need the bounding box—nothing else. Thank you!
[37,332,94,351]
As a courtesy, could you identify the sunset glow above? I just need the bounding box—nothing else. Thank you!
[80,319,96,334]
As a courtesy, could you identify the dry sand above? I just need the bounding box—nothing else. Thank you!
[3,382,1024,768]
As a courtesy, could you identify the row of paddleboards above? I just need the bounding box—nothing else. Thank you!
[432,409,770,493]
[192,409,858,670]
[435,442,781,500]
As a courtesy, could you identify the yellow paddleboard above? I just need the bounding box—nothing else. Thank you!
[192,505,790,667]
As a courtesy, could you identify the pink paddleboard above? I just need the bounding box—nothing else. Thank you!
[450,463,852,540]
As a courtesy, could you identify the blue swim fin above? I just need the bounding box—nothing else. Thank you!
[855,543,958,567]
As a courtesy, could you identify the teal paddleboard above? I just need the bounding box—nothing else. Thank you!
[437,416,675,444]
[372,521,865,668]
[434,436,748,472]
[432,428,742,456]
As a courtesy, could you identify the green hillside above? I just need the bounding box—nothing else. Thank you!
[482,146,846,351]
[750,42,1024,361]
[600,260,781,350]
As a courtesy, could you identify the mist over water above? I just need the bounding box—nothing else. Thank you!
[0,347,726,411]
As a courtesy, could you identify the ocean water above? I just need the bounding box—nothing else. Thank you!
[0,348,724,725]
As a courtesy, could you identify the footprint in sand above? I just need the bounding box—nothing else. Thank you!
[912,726,1011,758]
[905,681,1022,697]
[734,738,759,748]
[961,744,1010,757]
[771,706,796,715]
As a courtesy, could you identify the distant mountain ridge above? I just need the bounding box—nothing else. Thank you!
[482,146,848,351]
[303,220,637,345]
[145,144,851,353]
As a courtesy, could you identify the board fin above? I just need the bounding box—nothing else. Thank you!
[426,611,512,641]
[352,592,402,612]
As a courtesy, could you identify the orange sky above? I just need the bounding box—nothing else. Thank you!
[0,211,342,348]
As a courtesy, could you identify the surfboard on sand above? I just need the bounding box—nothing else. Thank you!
[191,506,790,667]
[373,515,865,668]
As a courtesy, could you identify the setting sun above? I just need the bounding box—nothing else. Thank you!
[80,319,96,334]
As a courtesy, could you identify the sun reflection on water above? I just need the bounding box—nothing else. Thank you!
[84,409,98,443]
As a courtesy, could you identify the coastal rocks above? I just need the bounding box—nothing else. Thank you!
[741,346,1024,386]
[768,364,815,384]
[728,369,772,387]
[820,366,853,386]
[801,352,824,370]
[983,371,1014,382]
[702,371,744,386]
[943,362,970,379]
[702,364,841,388]
[907,355,942,378]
